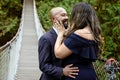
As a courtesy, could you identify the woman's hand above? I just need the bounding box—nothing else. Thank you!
[53,19,66,34]
[54,19,72,59]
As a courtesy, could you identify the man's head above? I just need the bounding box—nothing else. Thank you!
[50,7,68,29]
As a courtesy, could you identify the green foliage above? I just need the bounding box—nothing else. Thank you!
[96,1,120,60]
[0,0,22,46]
[0,17,19,46]
[36,0,120,60]
[0,17,19,37]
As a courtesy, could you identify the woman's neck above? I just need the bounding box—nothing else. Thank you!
[82,26,91,34]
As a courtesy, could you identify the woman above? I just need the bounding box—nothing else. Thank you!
[54,2,102,80]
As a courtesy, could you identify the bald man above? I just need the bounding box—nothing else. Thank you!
[38,7,79,80]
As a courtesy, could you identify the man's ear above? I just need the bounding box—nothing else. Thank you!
[52,17,56,23]
[50,14,55,22]
[52,17,55,20]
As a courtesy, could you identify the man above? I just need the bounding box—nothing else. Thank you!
[38,7,79,80]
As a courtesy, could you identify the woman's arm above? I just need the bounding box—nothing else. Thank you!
[54,20,72,59]
[54,33,72,59]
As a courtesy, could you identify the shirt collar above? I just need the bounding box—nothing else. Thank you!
[53,26,58,35]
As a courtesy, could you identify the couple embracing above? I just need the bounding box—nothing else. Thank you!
[38,2,102,80]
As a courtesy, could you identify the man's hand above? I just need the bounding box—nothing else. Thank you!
[63,64,79,79]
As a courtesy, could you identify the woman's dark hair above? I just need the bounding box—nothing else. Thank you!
[65,2,102,57]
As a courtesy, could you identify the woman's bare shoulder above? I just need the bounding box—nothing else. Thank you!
[74,29,94,40]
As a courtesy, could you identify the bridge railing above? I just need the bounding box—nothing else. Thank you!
[33,0,45,39]
[0,8,24,80]
[0,44,10,80]
[0,0,24,80]
[0,16,23,80]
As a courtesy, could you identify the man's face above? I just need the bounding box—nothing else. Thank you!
[54,9,68,29]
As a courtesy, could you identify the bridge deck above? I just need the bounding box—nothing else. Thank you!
[15,0,41,80]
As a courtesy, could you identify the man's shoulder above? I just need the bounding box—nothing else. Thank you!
[39,30,53,40]
[41,31,51,38]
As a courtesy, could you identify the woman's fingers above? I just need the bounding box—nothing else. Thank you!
[54,22,66,34]
[54,18,65,29]
[59,20,64,28]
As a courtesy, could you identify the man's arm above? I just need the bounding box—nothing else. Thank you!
[38,37,63,79]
